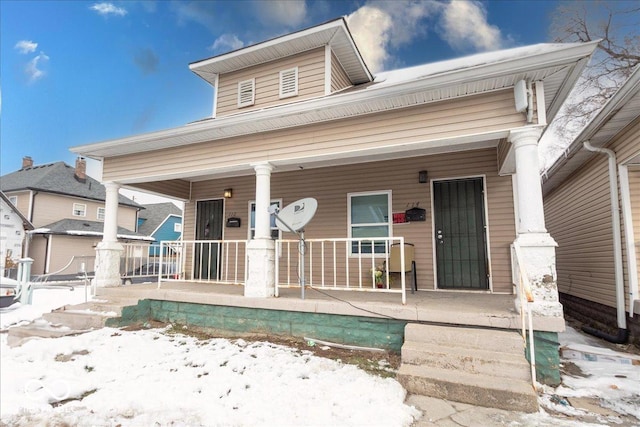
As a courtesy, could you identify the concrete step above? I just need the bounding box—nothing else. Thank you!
[401,340,531,381]
[397,363,538,413]
[7,319,81,348]
[43,309,116,330]
[404,323,523,354]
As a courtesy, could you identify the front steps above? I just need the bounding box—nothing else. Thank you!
[7,296,140,347]
[397,323,538,413]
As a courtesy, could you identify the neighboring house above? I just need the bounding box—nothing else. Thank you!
[0,191,34,277]
[137,202,183,255]
[72,19,598,380]
[543,66,640,345]
[0,156,150,275]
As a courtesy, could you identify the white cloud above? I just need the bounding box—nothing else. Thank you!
[440,0,503,51]
[253,0,307,28]
[14,40,38,54]
[25,52,49,83]
[347,1,438,73]
[90,2,127,17]
[210,34,245,53]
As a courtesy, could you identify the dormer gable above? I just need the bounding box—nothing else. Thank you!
[189,17,373,118]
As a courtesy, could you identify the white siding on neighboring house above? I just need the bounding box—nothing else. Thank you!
[0,198,26,275]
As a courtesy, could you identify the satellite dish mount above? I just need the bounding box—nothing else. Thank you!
[269,198,318,300]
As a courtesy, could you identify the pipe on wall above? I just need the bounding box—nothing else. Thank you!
[582,141,628,343]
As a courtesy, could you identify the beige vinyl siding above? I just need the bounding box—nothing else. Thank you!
[132,180,190,200]
[330,52,351,93]
[545,119,640,310]
[216,48,326,117]
[29,235,47,274]
[47,235,98,273]
[104,90,524,183]
[629,166,640,285]
[496,138,510,173]
[4,191,31,219]
[30,193,138,231]
[182,148,515,293]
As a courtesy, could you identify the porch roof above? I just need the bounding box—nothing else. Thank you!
[71,42,598,161]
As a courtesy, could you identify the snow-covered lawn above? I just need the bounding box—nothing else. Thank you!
[1,287,639,426]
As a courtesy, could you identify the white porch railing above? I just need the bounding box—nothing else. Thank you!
[152,238,408,303]
[158,240,247,287]
[511,242,537,391]
[275,237,408,304]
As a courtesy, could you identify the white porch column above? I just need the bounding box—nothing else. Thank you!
[245,163,276,297]
[94,181,124,288]
[509,126,563,324]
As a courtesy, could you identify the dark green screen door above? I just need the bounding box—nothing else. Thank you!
[195,199,224,280]
[433,178,488,289]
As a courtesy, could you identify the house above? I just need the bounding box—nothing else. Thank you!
[0,191,34,277]
[71,18,598,385]
[542,66,640,346]
[0,156,151,275]
[137,202,183,255]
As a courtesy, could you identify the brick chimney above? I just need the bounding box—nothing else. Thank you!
[75,157,87,183]
[22,156,33,169]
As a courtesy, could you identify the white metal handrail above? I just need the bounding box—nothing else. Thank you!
[275,237,407,304]
[511,242,537,391]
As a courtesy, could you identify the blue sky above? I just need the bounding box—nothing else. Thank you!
[0,0,562,178]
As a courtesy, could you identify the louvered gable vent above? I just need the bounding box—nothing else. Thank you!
[279,67,298,99]
[238,78,255,107]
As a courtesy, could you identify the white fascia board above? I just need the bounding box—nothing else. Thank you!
[71,41,598,159]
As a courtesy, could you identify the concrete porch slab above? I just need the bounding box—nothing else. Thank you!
[95,282,564,332]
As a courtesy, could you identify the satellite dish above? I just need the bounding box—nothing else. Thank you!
[275,197,317,232]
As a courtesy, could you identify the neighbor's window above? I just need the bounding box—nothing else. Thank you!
[249,199,281,240]
[73,203,87,217]
[97,207,106,221]
[174,223,182,233]
[8,196,18,206]
[279,67,298,99]
[238,78,255,107]
[348,191,392,254]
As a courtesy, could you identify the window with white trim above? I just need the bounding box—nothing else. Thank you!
[73,203,87,217]
[249,199,282,240]
[8,196,18,206]
[238,78,255,107]
[279,67,298,99]
[174,223,182,233]
[97,207,106,221]
[348,191,392,254]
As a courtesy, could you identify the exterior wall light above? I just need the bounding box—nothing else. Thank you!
[224,188,233,198]
[418,170,428,184]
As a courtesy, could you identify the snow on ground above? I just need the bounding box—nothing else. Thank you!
[1,288,639,426]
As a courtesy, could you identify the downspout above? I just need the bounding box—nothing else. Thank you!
[582,141,628,343]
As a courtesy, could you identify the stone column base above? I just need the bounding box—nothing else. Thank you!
[514,233,564,319]
[245,238,275,298]
[93,241,124,288]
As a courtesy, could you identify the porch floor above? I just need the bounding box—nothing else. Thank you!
[96,281,532,331]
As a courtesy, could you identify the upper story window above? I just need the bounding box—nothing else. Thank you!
[8,196,18,207]
[97,207,106,221]
[279,67,298,99]
[238,78,255,107]
[73,203,87,217]
[348,191,392,254]
[174,223,182,233]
